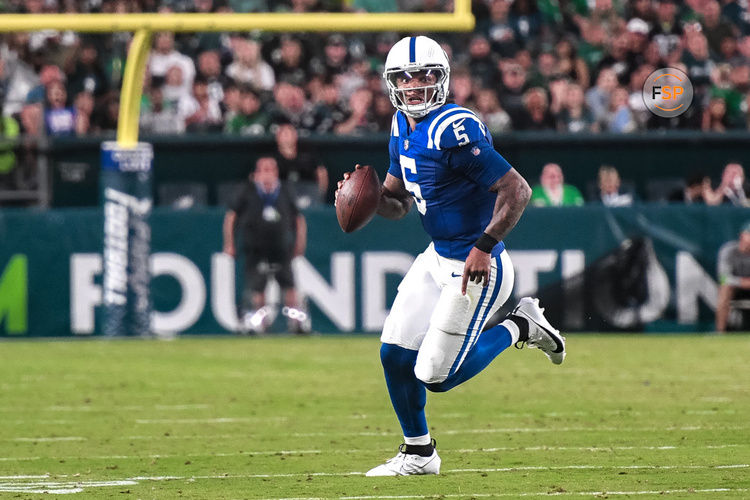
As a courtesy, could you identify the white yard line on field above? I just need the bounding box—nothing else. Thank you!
[135,417,288,424]
[268,489,750,500]
[9,437,86,442]
[291,424,750,437]
[0,443,744,463]
[1,469,747,495]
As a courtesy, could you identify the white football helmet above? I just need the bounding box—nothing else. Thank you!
[383,36,450,118]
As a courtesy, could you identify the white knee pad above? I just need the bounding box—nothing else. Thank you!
[414,326,465,384]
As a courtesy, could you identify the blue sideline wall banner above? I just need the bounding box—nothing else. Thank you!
[0,206,746,337]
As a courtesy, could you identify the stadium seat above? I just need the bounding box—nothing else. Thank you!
[215,180,246,207]
[645,178,685,203]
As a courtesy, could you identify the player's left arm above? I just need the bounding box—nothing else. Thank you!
[462,168,530,294]
[442,119,530,293]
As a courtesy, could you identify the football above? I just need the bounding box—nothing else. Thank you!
[336,165,381,233]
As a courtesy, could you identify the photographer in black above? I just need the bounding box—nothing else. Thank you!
[223,156,309,334]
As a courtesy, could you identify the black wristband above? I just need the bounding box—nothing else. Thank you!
[474,232,498,253]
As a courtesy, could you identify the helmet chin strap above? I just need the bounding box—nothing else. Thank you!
[393,85,439,118]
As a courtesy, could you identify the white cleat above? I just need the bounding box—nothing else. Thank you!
[365,444,441,477]
[512,297,566,365]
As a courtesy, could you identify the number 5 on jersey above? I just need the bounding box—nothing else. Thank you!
[400,155,427,215]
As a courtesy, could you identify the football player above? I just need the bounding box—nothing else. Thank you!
[335,36,566,476]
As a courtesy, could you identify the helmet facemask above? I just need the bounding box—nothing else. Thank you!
[384,65,449,118]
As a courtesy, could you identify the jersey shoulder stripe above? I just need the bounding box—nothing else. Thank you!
[426,105,468,149]
[391,112,400,137]
[433,112,487,150]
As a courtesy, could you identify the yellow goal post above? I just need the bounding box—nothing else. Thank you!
[0,1,474,147]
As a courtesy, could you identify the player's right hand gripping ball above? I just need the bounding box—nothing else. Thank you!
[336,165,381,233]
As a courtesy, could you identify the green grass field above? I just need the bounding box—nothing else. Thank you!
[0,334,748,499]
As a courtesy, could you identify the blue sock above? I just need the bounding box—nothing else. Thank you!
[380,343,428,438]
[425,324,513,393]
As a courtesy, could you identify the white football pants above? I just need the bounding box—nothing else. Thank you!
[381,243,514,384]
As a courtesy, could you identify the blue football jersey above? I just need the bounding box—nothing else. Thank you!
[387,104,511,260]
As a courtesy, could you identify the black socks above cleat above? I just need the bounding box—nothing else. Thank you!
[507,314,530,343]
[404,439,436,457]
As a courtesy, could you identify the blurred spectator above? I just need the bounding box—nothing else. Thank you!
[19,102,43,137]
[702,95,731,131]
[311,34,350,82]
[179,76,224,132]
[483,0,519,57]
[555,38,590,89]
[602,86,637,132]
[227,37,275,92]
[509,0,542,47]
[44,80,77,136]
[268,82,318,133]
[557,82,598,133]
[72,90,93,135]
[334,87,376,135]
[668,171,710,203]
[722,0,750,34]
[65,39,109,101]
[161,64,191,105]
[1,35,39,118]
[527,49,558,89]
[715,222,750,333]
[221,80,241,125]
[515,87,555,130]
[701,0,738,56]
[149,32,196,89]
[0,104,20,190]
[683,32,714,90]
[628,0,655,24]
[595,165,634,206]
[625,17,650,59]
[140,83,185,134]
[270,35,310,88]
[738,36,750,65]
[337,56,372,101]
[225,85,269,135]
[710,64,745,125]
[651,0,683,59]
[90,91,120,132]
[474,87,512,134]
[196,49,228,104]
[222,156,308,334]
[25,64,65,105]
[586,67,618,123]
[372,93,395,133]
[274,122,328,208]
[547,75,569,116]
[578,20,608,70]
[704,162,749,206]
[530,163,584,207]
[718,35,741,64]
[450,68,476,109]
[498,61,528,123]
[596,28,636,85]
[310,79,346,133]
[466,35,497,88]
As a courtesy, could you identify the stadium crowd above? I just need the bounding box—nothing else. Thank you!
[2,0,750,140]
